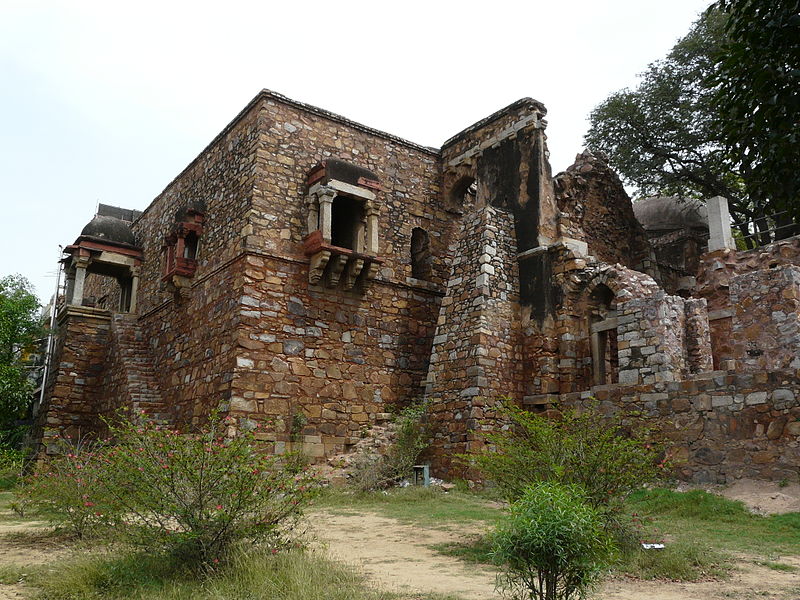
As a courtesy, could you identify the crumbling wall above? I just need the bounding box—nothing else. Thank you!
[425,206,522,477]
[554,151,656,277]
[558,369,800,483]
[696,237,800,369]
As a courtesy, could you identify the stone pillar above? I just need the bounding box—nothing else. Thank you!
[366,203,379,255]
[317,186,336,243]
[64,268,76,306]
[129,268,140,314]
[305,194,319,235]
[617,292,687,385]
[70,258,90,306]
[707,196,735,251]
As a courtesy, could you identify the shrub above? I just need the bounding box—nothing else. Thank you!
[95,413,317,566]
[349,402,429,491]
[470,402,668,512]
[14,436,119,538]
[0,446,25,489]
[491,482,614,600]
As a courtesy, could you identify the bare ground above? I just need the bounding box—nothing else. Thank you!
[310,509,800,600]
[1,480,800,599]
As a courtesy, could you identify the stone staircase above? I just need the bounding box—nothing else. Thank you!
[110,314,169,422]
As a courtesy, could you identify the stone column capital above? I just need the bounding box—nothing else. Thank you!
[316,185,337,203]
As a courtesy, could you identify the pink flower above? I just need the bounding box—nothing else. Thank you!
[215,504,223,510]
[84,501,95,507]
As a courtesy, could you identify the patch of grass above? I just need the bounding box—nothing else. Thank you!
[30,547,459,600]
[430,535,497,565]
[0,563,25,585]
[755,560,798,572]
[627,489,800,555]
[617,540,727,581]
[314,487,502,528]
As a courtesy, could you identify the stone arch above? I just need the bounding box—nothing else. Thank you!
[584,265,661,304]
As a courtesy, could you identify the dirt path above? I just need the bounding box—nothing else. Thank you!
[311,509,800,600]
[310,511,498,599]
[0,518,70,600]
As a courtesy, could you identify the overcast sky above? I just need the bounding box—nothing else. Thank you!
[1,0,711,302]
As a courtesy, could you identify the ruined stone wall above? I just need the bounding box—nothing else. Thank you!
[558,369,800,483]
[554,151,656,276]
[730,266,800,371]
[441,98,556,251]
[696,237,800,369]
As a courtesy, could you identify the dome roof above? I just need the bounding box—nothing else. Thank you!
[633,196,708,232]
[80,215,137,246]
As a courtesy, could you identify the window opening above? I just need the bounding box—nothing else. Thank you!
[411,227,432,280]
[589,284,618,385]
[331,195,364,250]
[183,232,198,260]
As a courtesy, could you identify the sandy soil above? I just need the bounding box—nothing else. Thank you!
[310,511,497,599]
[680,478,800,515]
[310,509,800,600]
[0,515,72,600]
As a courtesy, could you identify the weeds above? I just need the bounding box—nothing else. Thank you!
[29,548,402,600]
[349,402,430,492]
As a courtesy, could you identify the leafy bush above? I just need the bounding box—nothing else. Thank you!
[0,446,25,489]
[16,414,318,566]
[349,402,429,491]
[94,413,318,566]
[14,436,119,537]
[469,403,668,512]
[491,482,614,600]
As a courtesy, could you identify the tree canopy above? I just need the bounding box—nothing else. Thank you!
[711,0,800,219]
[0,275,41,446]
[585,7,798,243]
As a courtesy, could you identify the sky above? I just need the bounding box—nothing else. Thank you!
[0,0,712,303]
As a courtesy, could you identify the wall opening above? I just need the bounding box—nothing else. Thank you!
[331,195,364,250]
[183,231,198,260]
[411,227,432,280]
[449,176,477,211]
[589,284,618,385]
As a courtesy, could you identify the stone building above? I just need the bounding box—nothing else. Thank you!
[34,90,800,483]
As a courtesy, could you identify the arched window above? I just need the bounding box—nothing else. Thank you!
[450,176,477,210]
[411,227,432,280]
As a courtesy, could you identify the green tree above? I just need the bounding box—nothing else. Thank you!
[711,0,800,221]
[0,275,41,446]
[585,9,797,244]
